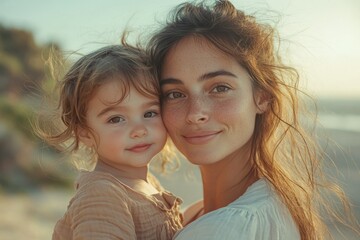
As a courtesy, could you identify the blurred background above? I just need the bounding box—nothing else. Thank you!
[0,0,359,239]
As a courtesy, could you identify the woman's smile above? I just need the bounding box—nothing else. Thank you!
[182,130,222,145]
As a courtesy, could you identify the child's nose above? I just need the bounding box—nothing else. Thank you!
[130,125,148,138]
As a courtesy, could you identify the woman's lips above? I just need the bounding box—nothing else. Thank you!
[126,144,152,152]
[183,131,221,145]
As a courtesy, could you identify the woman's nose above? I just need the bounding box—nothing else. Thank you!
[186,97,209,124]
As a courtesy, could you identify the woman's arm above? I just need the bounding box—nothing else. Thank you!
[182,199,204,226]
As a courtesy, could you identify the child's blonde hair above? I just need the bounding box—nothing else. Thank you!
[36,37,176,171]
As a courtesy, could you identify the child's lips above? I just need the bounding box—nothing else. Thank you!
[126,144,152,152]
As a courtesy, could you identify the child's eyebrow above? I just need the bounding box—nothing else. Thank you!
[145,100,161,108]
[97,105,121,117]
[97,100,160,117]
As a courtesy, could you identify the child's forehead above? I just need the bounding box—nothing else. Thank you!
[92,80,157,105]
[102,72,154,88]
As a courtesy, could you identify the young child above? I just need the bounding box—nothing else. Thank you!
[37,42,183,239]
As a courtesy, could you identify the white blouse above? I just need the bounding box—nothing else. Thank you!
[174,179,300,240]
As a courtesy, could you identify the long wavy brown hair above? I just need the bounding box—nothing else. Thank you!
[147,0,358,239]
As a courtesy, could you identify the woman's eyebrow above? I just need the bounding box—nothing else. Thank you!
[199,70,237,81]
[160,70,237,86]
[160,78,182,86]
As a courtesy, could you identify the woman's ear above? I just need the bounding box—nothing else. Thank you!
[77,127,95,147]
[255,89,270,114]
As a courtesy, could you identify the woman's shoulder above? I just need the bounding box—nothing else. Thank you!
[214,179,297,224]
[193,179,276,222]
[227,178,272,209]
[174,179,300,240]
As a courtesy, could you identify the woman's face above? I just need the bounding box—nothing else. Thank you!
[160,36,266,166]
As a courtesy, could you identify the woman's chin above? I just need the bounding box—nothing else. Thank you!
[182,152,217,166]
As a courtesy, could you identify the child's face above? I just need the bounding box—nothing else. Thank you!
[80,79,167,170]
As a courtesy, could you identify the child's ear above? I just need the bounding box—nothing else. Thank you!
[255,89,270,114]
[77,127,94,147]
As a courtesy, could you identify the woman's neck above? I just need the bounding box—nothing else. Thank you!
[199,149,258,214]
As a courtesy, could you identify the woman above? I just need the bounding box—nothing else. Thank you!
[147,0,355,239]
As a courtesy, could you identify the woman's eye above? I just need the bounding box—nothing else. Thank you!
[108,116,125,123]
[211,85,231,93]
[144,111,158,118]
[166,92,185,99]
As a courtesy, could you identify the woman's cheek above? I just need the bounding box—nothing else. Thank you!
[213,98,240,117]
[162,103,184,130]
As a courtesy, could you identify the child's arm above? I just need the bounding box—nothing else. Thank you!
[68,181,137,239]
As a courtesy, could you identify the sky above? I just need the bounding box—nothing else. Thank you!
[0,0,359,99]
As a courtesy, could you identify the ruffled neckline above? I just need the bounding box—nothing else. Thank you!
[76,170,183,212]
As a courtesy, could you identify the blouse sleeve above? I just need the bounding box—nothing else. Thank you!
[69,180,137,240]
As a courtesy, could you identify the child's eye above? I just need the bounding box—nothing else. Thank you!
[144,111,158,118]
[108,116,125,123]
[165,91,185,99]
[211,85,231,93]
